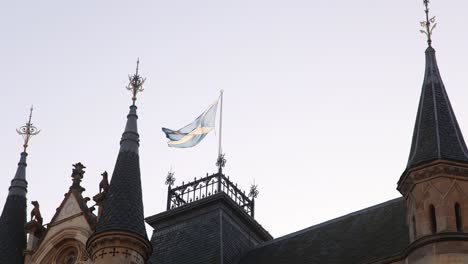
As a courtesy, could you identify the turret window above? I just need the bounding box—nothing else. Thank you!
[455,203,463,232]
[412,215,417,238]
[429,204,437,234]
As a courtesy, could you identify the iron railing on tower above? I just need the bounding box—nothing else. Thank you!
[166,172,255,217]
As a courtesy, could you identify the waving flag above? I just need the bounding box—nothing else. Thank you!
[162,100,218,148]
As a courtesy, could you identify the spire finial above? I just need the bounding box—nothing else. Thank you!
[420,0,437,47]
[126,58,146,106]
[16,106,40,152]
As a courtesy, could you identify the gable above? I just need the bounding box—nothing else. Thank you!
[55,194,82,222]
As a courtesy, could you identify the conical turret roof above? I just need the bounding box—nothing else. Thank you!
[94,71,148,240]
[0,152,29,264]
[407,46,468,168]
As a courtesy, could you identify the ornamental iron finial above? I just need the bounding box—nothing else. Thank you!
[420,0,437,46]
[126,58,146,105]
[165,169,176,186]
[216,153,227,173]
[16,106,40,152]
[248,183,259,199]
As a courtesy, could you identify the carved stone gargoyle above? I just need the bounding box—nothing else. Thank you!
[30,201,43,225]
[99,171,109,194]
[93,171,109,220]
[25,201,46,239]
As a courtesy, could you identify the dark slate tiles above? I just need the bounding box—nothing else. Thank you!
[407,47,468,168]
[238,198,409,264]
[0,195,27,264]
[95,151,147,240]
[148,210,221,264]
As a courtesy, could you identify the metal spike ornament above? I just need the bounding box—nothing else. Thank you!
[249,183,259,199]
[216,153,227,173]
[16,106,40,152]
[165,170,176,186]
[419,0,437,46]
[126,58,146,105]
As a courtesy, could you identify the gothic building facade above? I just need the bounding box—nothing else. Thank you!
[2,6,468,264]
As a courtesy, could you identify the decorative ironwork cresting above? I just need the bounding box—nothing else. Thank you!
[126,58,146,105]
[166,171,256,217]
[16,106,40,152]
[420,0,437,46]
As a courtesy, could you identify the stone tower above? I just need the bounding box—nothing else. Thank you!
[87,61,152,264]
[0,107,39,264]
[397,3,468,262]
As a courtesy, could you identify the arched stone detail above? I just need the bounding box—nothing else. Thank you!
[30,227,92,263]
[399,161,468,242]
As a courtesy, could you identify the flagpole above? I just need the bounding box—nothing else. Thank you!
[218,90,224,158]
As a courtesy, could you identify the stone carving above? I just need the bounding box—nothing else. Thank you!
[99,171,109,194]
[70,162,86,192]
[25,200,47,246]
[30,201,43,225]
[93,171,109,220]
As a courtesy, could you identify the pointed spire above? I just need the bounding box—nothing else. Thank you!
[9,106,40,197]
[406,45,468,168]
[0,107,39,264]
[93,61,148,240]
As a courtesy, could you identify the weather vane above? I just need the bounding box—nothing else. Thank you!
[16,106,40,152]
[419,0,437,46]
[126,58,146,105]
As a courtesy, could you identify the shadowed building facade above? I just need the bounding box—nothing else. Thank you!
[2,3,468,264]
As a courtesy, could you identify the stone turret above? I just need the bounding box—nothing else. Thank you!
[87,60,152,264]
[397,3,468,262]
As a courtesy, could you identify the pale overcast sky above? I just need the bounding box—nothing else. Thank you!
[1,0,468,238]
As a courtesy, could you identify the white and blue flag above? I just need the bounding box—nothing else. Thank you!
[162,100,219,148]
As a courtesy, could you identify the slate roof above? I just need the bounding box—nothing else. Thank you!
[239,198,408,264]
[0,195,27,264]
[407,46,468,168]
[94,105,148,240]
[0,152,29,264]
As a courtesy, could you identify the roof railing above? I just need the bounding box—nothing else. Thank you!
[166,172,255,217]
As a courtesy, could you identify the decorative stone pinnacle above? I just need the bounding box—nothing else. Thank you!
[16,106,40,152]
[419,0,437,47]
[70,162,86,192]
[126,58,146,105]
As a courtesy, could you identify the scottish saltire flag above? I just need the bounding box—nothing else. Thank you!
[162,100,218,148]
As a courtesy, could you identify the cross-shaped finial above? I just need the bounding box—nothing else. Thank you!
[126,58,146,105]
[420,0,437,46]
[16,106,40,152]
